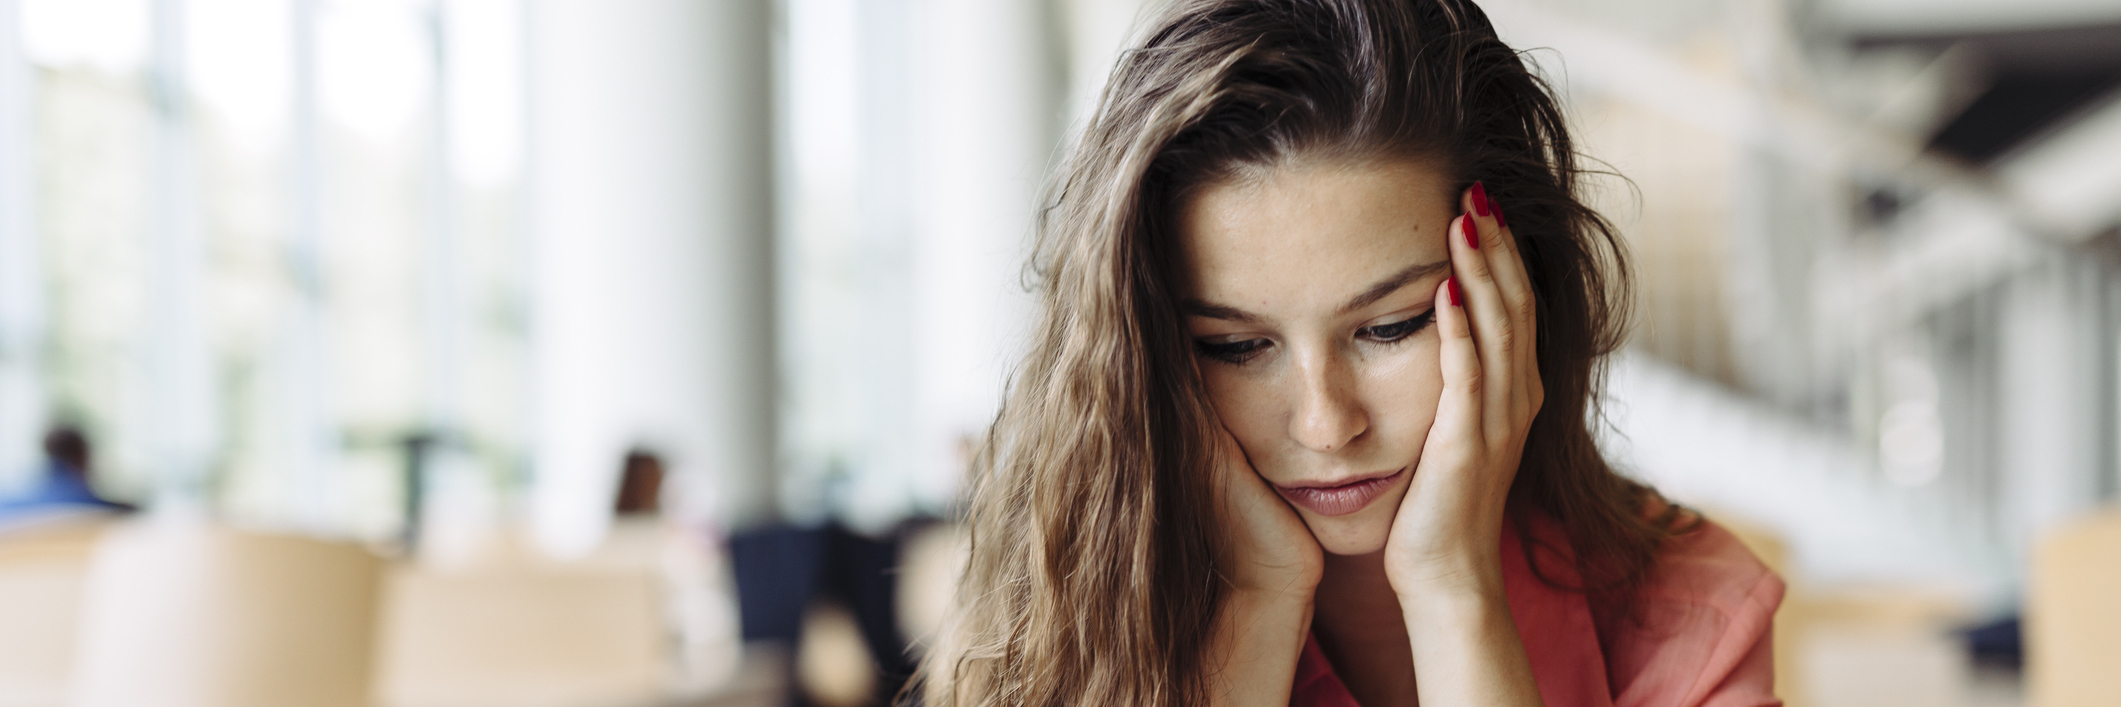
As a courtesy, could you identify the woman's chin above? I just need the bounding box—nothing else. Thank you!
[1302,506,1396,556]
[1317,532,1389,556]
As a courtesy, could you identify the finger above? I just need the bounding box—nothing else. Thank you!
[1429,275,1483,446]
[1459,182,1544,414]
[1446,209,1519,438]
[1466,183,1536,329]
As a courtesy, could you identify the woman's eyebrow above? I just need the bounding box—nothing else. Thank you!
[1180,259,1449,325]
[1180,300,1265,325]
[1338,260,1451,314]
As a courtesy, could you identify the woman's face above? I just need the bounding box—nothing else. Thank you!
[1176,158,1456,557]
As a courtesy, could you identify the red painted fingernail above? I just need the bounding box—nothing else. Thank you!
[1447,277,1462,307]
[1470,181,1492,217]
[1494,204,1507,231]
[1462,215,1479,249]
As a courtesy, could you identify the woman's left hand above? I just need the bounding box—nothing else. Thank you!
[1383,184,1544,599]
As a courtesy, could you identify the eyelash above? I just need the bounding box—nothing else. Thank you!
[1195,337,1270,364]
[1194,310,1435,365]
[1362,310,1434,343]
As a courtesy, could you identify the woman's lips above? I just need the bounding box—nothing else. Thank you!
[1273,469,1405,517]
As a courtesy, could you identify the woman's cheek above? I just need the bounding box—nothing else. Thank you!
[1361,337,1447,451]
[1199,364,1282,456]
[1212,369,1315,485]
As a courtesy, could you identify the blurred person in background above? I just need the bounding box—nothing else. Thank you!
[616,450,669,516]
[0,425,136,524]
[605,449,744,696]
[917,1,1782,706]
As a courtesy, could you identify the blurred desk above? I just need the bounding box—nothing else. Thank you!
[0,510,119,707]
[67,521,384,707]
[375,519,757,707]
[373,566,664,707]
[2029,509,2121,707]
[661,647,787,707]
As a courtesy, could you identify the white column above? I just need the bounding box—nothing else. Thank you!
[775,0,870,528]
[422,4,463,438]
[778,0,1059,534]
[144,0,220,506]
[526,0,776,554]
[903,0,1056,522]
[1997,261,2109,559]
[414,0,524,560]
[843,0,918,533]
[271,0,337,530]
[0,0,45,489]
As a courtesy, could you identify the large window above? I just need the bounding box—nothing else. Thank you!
[6,0,528,540]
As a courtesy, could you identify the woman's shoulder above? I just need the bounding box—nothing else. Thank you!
[1641,512,1784,610]
[1601,511,1786,707]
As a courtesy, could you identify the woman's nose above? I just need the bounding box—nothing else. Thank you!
[1288,350,1367,453]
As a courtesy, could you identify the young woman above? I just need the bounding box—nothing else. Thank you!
[919,0,1783,705]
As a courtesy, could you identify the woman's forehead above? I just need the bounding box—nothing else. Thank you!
[1176,159,1457,308]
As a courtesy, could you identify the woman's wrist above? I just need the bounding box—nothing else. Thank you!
[1226,582,1317,617]
[1396,586,1542,707]
[1216,586,1313,666]
[1395,576,1506,625]
[1228,550,1325,601]
[1388,546,1507,607]
[1207,587,1314,707]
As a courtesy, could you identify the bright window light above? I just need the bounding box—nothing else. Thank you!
[20,0,150,73]
[188,0,292,153]
[318,0,431,144]
[443,0,522,188]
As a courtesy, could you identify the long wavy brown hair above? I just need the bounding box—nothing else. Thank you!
[914,1,1687,704]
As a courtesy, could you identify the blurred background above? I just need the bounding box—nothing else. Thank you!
[0,0,2116,705]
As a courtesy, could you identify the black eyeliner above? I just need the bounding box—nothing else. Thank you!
[1360,309,1436,343]
[1195,337,1271,364]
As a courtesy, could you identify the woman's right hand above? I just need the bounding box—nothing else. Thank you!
[1215,425,1324,599]
[1206,425,1321,707]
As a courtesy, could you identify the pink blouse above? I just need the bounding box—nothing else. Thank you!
[1290,516,1785,707]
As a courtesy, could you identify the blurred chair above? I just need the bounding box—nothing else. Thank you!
[67,521,384,707]
[374,518,760,707]
[894,522,963,649]
[0,510,121,707]
[732,522,918,707]
[794,521,960,707]
[1790,590,1974,707]
[371,564,665,707]
[381,443,754,706]
[2029,508,2121,707]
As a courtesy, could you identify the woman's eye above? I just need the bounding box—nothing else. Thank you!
[1359,311,1434,343]
[1195,337,1271,364]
